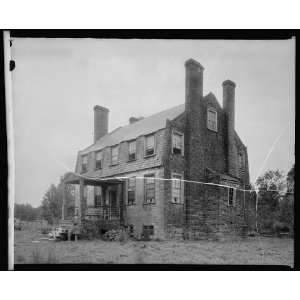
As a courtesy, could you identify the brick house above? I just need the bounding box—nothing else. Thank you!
[66,58,256,240]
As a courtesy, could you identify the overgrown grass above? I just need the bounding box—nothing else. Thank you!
[15,229,293,266]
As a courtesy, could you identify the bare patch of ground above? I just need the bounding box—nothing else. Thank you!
[14,230,294,266]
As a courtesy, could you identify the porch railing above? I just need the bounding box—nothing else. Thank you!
[86,206,120,220]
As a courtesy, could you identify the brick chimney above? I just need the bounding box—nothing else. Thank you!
[222,80,238,177]
[184,58,205,228]
[129,116,144,124]
[184,58,205,180]
[94,105,109,143]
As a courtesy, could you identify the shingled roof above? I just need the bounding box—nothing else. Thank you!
[80,103,185,155]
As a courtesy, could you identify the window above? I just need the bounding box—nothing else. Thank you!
[95,151,102,170]
[83,185,87,200]
[81,155,88,173]
[207,108,218,131]
[127,177,136,205]
[95,186,102,207]
[172,131,184,155]
[238,153,243,167]
[128,140,136,161]
[228,187,236,206]
[145,134,155,156]
[144,174,155,204]
[111,145,119,165]
[172,174,183,204]
[143,225,154,236]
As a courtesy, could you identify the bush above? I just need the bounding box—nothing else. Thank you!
[102,229,125,241]
[81,220,101,240]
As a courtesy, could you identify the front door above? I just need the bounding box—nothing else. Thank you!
[109,190,118,219]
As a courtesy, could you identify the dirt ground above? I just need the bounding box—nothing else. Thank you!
[14,229,294,266]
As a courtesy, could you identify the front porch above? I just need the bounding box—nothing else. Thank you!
[64,174,126,226]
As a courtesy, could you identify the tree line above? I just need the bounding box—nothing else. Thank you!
[15,172,75,225]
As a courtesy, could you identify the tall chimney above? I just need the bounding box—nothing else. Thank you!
[94,105,109,143]
[222,80,238,177]
[184,58,205,181]
[185,58,204,114]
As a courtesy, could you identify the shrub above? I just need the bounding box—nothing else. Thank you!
[102,229,123,241]
[81,220,101,240]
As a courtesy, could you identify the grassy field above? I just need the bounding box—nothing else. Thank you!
[14,229,294,266]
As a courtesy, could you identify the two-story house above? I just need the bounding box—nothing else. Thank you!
[65,58,256,240]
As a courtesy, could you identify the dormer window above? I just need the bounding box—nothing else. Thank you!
[95,151,102,170]
[111,145,119,165]
[81,155,88,173]
[207,108,218,132]
[172,131,184,155]
[128,140,136,161]
[145,134,155,156]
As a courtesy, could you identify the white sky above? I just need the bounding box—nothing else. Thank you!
[11,38,295,207]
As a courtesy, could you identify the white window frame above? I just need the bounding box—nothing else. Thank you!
[128,140,137,161]
[228,187,236,206]
[172,130,184,155]
[144,134,155,157]
[144,174,155,204]
[207,108,218,132]
[171,173,184,204]
[127,177,136,205]
[111,145,119,165]
[81,155,88,173]
[95,150,103,170]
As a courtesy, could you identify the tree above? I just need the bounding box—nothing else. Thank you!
[15,203,41,221]
[41,172,75,225]
[255,169,286,233]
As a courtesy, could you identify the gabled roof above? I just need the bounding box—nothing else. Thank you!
[80,93,247,155]
[80,103,185,154]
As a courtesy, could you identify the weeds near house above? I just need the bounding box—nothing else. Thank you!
[32,248,41,263]
[47,249,58,264]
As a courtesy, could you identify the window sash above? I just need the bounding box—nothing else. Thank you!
[172,174,183,203]
[172,133,182,150]
[228,188,236,206]
[145,135,155,151]
[129,141,136,154]
[207,109,217,131]
[82,155,88,164]
[144,175,155,203]
[111,146,119,164]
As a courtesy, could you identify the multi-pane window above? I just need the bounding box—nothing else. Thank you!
[95,186,102,207]
[127,177,136,205]
[172,132,184,155]
[172,174,183,204]
[95,151,102,170]
[128,140,136,161]
[111,145,119,165]
[228,187,236,206]
[145,134,155,156]
[81,155,88,173]
[144,174,155,204]
[207,108,218,131]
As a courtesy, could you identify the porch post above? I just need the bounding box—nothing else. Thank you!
[79,178,86,223]
[62,182,66,221]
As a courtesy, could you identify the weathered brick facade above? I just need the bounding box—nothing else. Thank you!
[67,58,254,240]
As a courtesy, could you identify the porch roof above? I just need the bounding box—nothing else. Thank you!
[64,173,124,186]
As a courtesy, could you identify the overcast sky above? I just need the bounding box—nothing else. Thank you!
[11,38,295,207]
